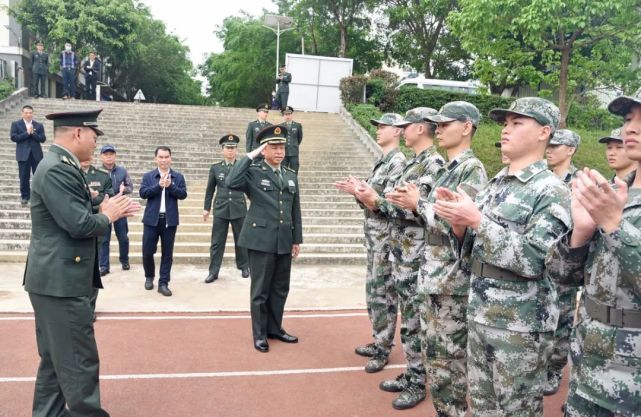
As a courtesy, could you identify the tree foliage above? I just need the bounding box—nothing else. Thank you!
[379,0,471,80]
[12,0,202,104]
[449,0,641,126]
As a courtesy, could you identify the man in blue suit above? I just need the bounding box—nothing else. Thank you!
[139,146,187,296]
[10,105,46,205]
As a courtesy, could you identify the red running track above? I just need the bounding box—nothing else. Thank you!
[0,311,568,417]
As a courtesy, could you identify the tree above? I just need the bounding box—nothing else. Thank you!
[12,0,202,104]
[380,0,471,80]
[450,0,641,126]
[200,15,300,107]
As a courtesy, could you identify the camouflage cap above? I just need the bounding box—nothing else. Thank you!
[426,101,481,127]
[370,113,404,127]
[489,97,560,132]
[608,88,641,117]
[598,127,623,144]
[549,129,580,148]
[394,107,438,127]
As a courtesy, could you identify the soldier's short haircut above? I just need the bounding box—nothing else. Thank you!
[155,145,171,156]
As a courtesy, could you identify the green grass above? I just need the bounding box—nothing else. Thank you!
[347,104,613,178]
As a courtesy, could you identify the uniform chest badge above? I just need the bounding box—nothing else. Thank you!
[218,173,225,180]
[90,181,101,187]
[288,180,295,187]
[261,179,271,187]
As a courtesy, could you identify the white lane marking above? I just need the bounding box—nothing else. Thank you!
[0,364,405,383]
[0,312,368,321]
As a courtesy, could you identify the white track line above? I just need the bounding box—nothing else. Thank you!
[0,364,406,383]
[0,312,368,321]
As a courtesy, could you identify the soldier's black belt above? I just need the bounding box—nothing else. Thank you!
[426,232,449,246]
[585,295,641,328]
[471,259,529,282]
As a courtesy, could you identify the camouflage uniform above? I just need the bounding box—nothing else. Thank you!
[546,129,581,394]
[375,114,446,397]
[465,98,572,417]
[546,92,641,417]
[414,101,488,417]
[362,145,406,356]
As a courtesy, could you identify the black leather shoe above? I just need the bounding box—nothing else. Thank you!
[241,267,250,278]
[267,331,298,343]
[158,285,172,296]
[122,263,130,270]
[144,278,154,290]
[254,339,269,353]
[205,273,218,283]
[100,269,109,277]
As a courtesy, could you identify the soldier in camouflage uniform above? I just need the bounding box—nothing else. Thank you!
[355,107,446,410]
[544,128,581,395]
[334,113,406,372]
[547,90,641,417]
[433,97,572,417]
[388,101,488,417]
[599,127,637,182]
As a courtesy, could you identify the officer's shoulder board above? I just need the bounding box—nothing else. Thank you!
[283,166,296,173]
[96,167,109,174]
[60,155,78,169]
[250,162,263,168]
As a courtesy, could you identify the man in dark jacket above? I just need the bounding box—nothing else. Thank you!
[203,134,249,283]
[139,146,187,296]
[281,106,303,173]
[275,65,292,109]
[31,41,49,98]
[82,52,101,100]
[10,105,46,205]
[226,125,303,353]
[245,103,272,153]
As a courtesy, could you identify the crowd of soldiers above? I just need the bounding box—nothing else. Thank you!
[335,92,641,417]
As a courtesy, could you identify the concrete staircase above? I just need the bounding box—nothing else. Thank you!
[0,98,378,265]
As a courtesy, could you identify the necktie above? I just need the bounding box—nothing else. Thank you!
[275,169,284,188]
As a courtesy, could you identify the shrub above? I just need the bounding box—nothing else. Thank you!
[0,78,15,100]
[392,87,514,118]
[368,69,399,86]
[347,103,381,137]
[567,95,620,130]
[340,75,367,106]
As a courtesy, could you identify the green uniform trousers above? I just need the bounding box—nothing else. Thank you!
[365,249,397,355]
[208,216,248,275]
[29,293,109,417]
[248,249,292,340]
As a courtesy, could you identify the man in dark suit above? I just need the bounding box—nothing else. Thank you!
[203,134,249,283]
[60,42,77,99]
[227,125,303,353]
[281,106,303,173]
[140,146,188,297]
[275,65,292,109]
[31,41,49,98]
[245,103,272,153]
[10,105,46,205]
[82,52,101,100]
[24,109,139,417]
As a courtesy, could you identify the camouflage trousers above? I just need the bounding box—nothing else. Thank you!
[421,294,468,417]
[468,321,553,417]
[365,249,397,355]
[565,388,628,417]
[392,260,425,387]
[548,286,578,376]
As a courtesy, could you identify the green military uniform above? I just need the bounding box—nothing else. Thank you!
[275,69,292,109]
[226,125,303,348]
[464,98,571,417]
[281,106,303,173]
[24,110,110,417]
[31,46,49,97]
[373,109,446,409]
[546,91,641,417]
[83,164,114,315]
[204,134,249,281]
[545,129,581,396]
[245,104,272,153]
[419,102,488,417]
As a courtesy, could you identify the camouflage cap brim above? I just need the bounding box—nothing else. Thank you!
[369,118,390,127]
[598,137,623,144]
[425,114,457,123]
[608,96,641,117]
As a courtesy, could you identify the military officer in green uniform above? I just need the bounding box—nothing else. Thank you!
[226,124,303,353]
[24,109,139,417]
[31,41,49,98]
[245,104,272,153]
[203,134,250,283]
[80,158,114,321]
[281,106,303,173]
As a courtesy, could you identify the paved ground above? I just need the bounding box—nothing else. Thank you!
[0,263,569,417]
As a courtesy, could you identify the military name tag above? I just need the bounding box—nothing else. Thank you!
[218,173,225,180]
[261,179,271,187]
[90,181,101,187]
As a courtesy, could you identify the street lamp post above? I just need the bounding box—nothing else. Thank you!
[4,25,24,88]
[262,14,294,78]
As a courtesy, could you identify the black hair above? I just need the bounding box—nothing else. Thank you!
[155,146,171,156]
[22,105,33,111]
